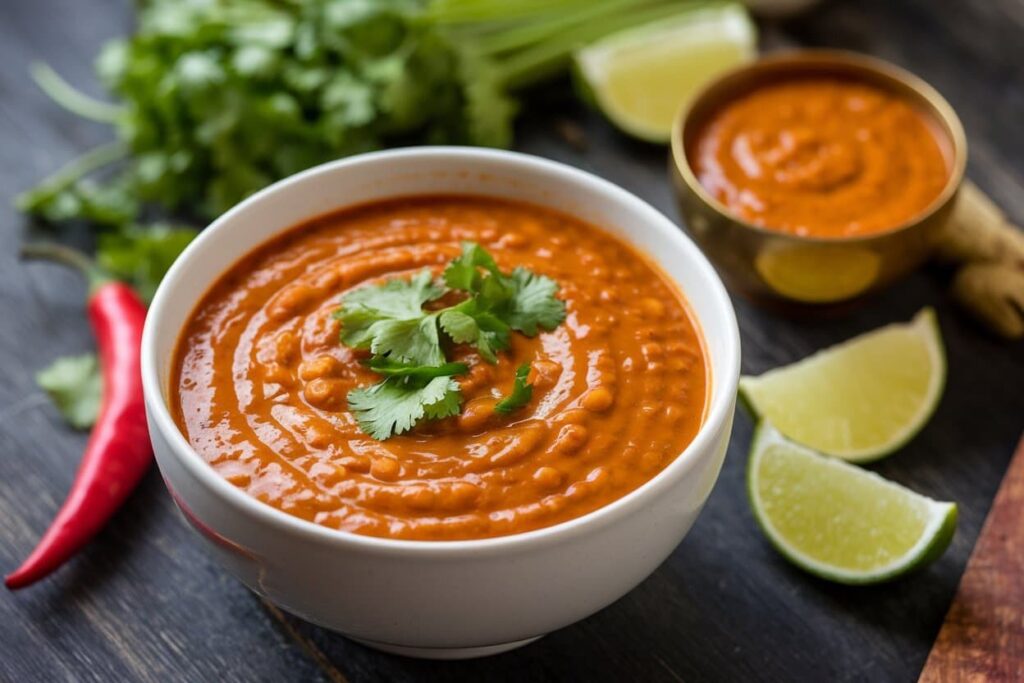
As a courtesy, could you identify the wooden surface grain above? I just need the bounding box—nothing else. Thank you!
[1,0,1022,681]
[919,435,1024,683]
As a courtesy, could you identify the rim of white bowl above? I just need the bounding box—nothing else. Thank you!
[142,146,741,558]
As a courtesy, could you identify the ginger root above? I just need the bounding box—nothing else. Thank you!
[950,263,1024,338]
[934,180,1024,339]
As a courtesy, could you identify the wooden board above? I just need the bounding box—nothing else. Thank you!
[1,0,1022,681]
[919,435,1024,682]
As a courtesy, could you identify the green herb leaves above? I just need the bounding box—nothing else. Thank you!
[502,267,569,336]
[22,1,483,226]
[36,354,103,430]
[438,241,564,361]
[96,224,198,303]
[334,242,565,439]
[495,364,534,415]
[338,270,447,365]
[341,270,445,328]
[21,0,692,229]
[348,375,464,441]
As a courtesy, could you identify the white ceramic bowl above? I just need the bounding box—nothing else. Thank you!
[142,147,740,659]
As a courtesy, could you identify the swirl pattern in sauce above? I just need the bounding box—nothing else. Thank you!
[171,197,707,540]
[690,77,950,238]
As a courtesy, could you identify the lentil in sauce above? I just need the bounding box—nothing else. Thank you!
[171,196,707,540]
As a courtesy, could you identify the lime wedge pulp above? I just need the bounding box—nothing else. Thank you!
[573,4,756,143]
[748,422,957,584]
[740,308,946,463]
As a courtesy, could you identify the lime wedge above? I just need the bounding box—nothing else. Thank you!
[748,422,957,584]
[573,4,756,143]
[740,308,945,463]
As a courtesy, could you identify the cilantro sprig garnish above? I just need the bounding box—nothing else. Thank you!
[333,242,565,439]
[347,375,464,441]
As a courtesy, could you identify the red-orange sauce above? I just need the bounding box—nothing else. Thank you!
[690,77,951,238]
[171,197,708,540]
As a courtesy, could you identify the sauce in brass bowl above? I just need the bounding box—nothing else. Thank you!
[670,50,967,307]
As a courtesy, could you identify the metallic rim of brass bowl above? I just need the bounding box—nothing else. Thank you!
[670,49,968,246]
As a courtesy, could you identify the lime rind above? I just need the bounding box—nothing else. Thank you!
[574,5,756,143]
[739,308,946,463]
[747,422,957,585]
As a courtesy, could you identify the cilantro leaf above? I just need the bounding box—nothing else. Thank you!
[471,312,513,362]
[439,241,563,360]
[494,364,533,415]
[443,301,511,363]
[333,306,388,349]
[422,381,464,420]
[15,143,134,228]
[19,174,139,229]
[369,316,446,366]
[438,304,511,363]
[443,241,502,291]
[36,354,103,430]
[342,269,443,320]
[335,269,446,363]
[348,376,461,440]
[438,309,478,343]
[345,338,469,440]
[503,267,566,335]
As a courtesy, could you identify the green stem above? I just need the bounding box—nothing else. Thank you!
[474,0,671,56]
[21,242,112,295]
[15,142,128,210]
[496,1,711,89]
[428,0,596,24]
[30,62,125,124]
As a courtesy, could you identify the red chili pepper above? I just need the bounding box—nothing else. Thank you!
[6,243,150,589]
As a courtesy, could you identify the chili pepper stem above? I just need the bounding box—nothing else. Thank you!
[21,242,113,296]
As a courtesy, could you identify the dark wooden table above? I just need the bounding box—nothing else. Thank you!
[2,1,1022,681]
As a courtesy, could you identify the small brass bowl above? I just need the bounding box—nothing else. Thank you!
[670,50,967,308]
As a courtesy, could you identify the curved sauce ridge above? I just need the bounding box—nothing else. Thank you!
[691,77,951,238]
[171,197,707,540]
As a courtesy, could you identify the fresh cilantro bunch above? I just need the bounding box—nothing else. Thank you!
[334,242,565,439]
[20,0,695,226]
[20,0,475,222]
